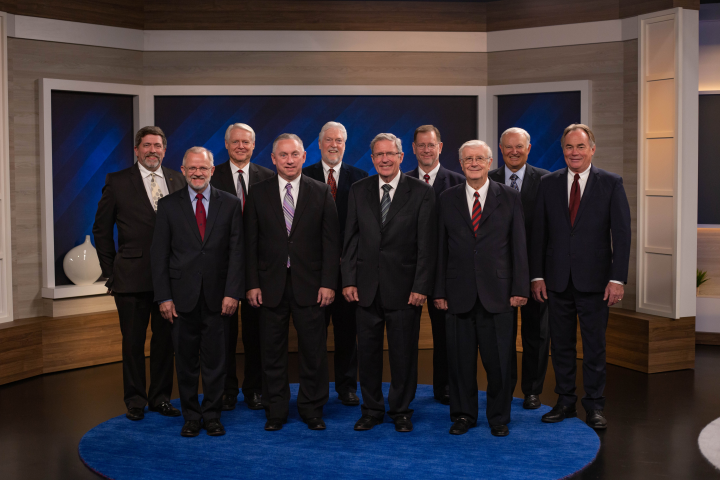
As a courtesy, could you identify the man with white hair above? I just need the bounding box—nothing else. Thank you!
[211,123,274,412]
[434,140,529,437]
[489,127,551,411]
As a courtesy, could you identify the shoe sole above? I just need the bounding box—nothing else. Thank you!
[181,431,200,437]
[588,422,607,430]
[523,404,541,410]
[542,411,578,423]
[354,422,379,431]
[395,426,413,432]
[246,403,264,410]
[206,430,226,436]
[491,431,509,437]
[221,405,236,411]
[126,415,144,421]
[449,429,468,435]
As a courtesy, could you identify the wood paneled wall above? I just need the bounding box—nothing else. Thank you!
[697,228,720,297]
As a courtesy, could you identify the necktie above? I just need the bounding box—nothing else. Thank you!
[150,173,163,211]
[569,173,581,226]
[380,184,392,225]
[423,174,430,184]
[283,183,295,267]
[509,173,519,191]
[472,191,482,235]
[327,168,337,201]
[195,193,206,241]
[236,170,247,213]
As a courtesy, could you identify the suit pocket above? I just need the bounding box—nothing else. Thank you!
[311,261,322,271]
[121,248,142,258]
[169,268,181,279]
[496,269,512,279]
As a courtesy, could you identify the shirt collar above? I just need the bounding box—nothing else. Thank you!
[188,183,210,199]
[419,162,441,181]
[279,174,302,191]
[322,160,342,175]
[466,178,490,198]
[138,161,164,179]
[568,163,592,180]
[380,171,401,191]
[230,161,248,175]
[505,163,526,182]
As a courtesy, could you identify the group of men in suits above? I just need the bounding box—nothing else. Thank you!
[93,120,630,438]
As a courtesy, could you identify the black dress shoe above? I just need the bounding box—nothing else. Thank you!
[221,394,237,411]
[304,417,326,430]
[523,395,541,410]
[491,424,509,437]
[245,393,263,410]
[126,407,144,421]
[204,418,226,436]
[338,391,360,406]
[149,401,181,417]
[264,418,284,431]
[354,414,381,431]
[394,415,413,432]
[542,404,578,423]
[181,420,201,437]
[435,394,450,406]
[449,417,475,435]
[586,409,607,430]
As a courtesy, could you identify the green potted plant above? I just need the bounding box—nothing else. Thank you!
[697,269,710,296]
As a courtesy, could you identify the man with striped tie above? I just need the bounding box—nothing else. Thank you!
[433,140,529,437]
[244,134,340,431]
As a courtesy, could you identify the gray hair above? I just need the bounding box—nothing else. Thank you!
[272,133,304,153]
[319,121,347,142]
[500,127,531,145]
[458,140,492,160]
[370,133,403,155]
[225,123,256,142]
[182,146,214,166]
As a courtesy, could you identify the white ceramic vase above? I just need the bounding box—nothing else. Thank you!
[63,235,102,285]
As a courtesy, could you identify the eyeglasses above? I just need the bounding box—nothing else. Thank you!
[185,166,211,173]
[275,152,303,160]
[462,156,491,165]
[373,152,401,159]
[415,143,438,150]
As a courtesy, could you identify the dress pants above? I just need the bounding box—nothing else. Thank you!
[356,291,421,421]
[446,297,514,426]
[171,289,226,422]
[547,277,609,411]
[325,287,358,394]
[223,301,263,399]
[114,292,174,410]
[427,299,449,399]
[510,297,550,396]
[259,273,329,421]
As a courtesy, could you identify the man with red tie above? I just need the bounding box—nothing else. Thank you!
[530,124,631,430]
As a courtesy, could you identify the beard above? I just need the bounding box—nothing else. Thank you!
[140,154,161,170]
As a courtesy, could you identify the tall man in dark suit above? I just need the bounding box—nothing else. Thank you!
[530,124,631,430]
[245,134,340,432]
[489,127,551,410]
[434,140,529,437]
[342,133,436,433]
[303,121,368,406]
[406,124,464,405]
[93,126,185,421]
[210,123,275,412]
[151,147,244,437]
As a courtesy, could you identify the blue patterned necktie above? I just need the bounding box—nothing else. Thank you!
[283,183,295,267]
[380,184,392,225]
[510,173,520,191]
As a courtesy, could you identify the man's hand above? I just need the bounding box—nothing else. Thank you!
[221,297,239,316]
[106,288,114,296]
[159,301,178,323]
[408,292,427,307]
[531,280,548,303]
[434,298,448,310]
[343,286,359,302]
[246,288,263,308]
[317,287,335,307]
[510,296,527,308]
[604,282,624,306]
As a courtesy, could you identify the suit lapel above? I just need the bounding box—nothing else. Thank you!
[267,176,287,231]
[202,186,223,244]
[289,176,311,237]
[338,163,352,193]
[162,166,183,194]
[130,163,157,216]
[179,188,203,245]
[366,177,382,225]
[520,165,536,205]
[558,168,572,228]
[452,184,474,232]
[433,166,447,197]
[572,165,598,229]
[383,173,410,226]
[477,179,501,229]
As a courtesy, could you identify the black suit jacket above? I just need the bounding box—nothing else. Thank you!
[151,186,244,312]
[341,173,437,310]
[303,161,368,252]
[435,180,529,315]
[530,165,631,293]
[92,163,186,293]
[210,160,275,197]
[406,164,465,199]
[489,163,550,246]
[244,175,340,308]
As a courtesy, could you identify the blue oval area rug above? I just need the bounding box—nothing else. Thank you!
[79,383,599,480]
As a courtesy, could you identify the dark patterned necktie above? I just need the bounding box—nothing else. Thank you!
[423,174,430,184]
[472,192,482,235]
[328,168,337,201]
[283,183,294,267]
[236,170,247,213]
[510,173,519,191]
[569,173,581,226]
[381,184,392,225]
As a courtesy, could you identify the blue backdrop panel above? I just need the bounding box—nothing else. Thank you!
[153,95,477,175]
[497,91,581,172]
[51,91,135,286]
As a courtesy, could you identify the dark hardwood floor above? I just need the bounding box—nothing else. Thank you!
[1,347,719,479]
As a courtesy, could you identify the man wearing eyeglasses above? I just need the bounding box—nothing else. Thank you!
[406,125,464,406]
[434,140,529,437]
[342,133,436,433]
[211,123,274,413]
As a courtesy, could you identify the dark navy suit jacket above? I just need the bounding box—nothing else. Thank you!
[406,164,465,200]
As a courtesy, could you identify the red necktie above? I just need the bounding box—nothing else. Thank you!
[472,192,482,235]
[569,173,581,226]
[328,168,337,201]
[196,193,206,240]
[423,174,430,184]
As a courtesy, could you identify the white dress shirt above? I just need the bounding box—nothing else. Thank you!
[418,162,441,186]
[504,163,527,191]
[567,164,592,205]
[278,174,302,207]
[189,184,210,215]
[465,179,490,216]
[322,161,342,184]
[230,161,250,196]
[138,162,169,205]
[379,171,401,201]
